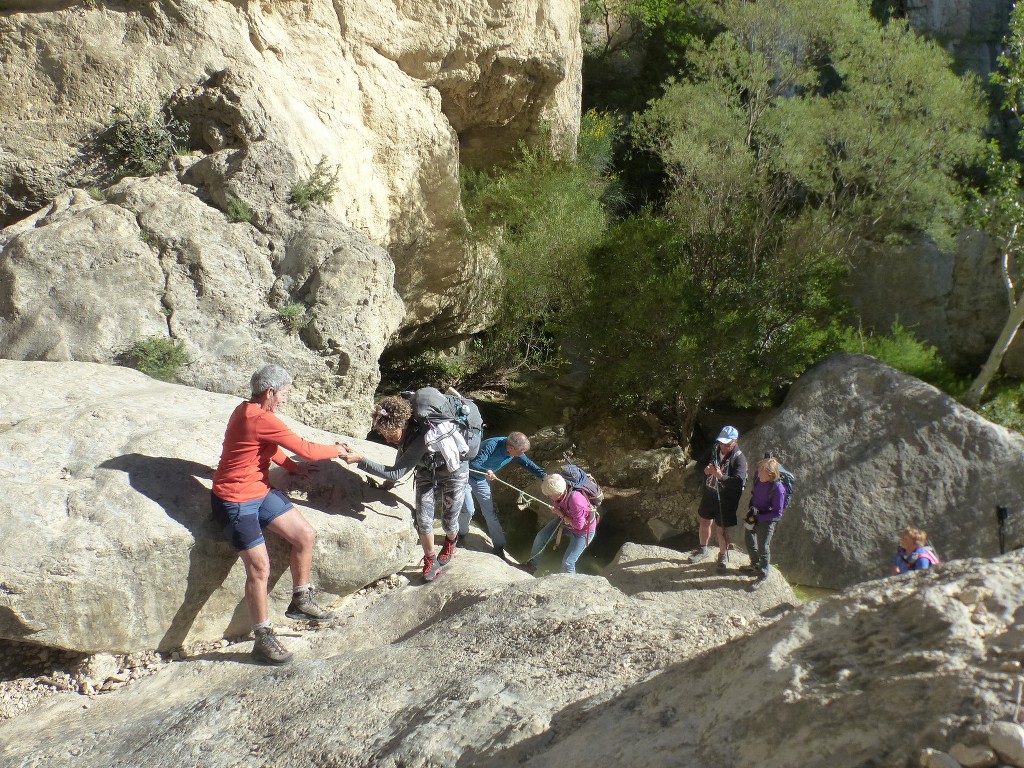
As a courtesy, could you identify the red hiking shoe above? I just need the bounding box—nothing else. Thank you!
[438,536,458,566]
[422,553,442,582]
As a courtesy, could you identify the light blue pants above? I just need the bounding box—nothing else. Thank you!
[529,518,590,574]
[458,472,506,549]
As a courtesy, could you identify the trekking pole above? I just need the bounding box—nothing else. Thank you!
[468,468,548,507]
[997,505,1009,555]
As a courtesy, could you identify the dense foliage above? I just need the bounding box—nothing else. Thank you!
[581,0,985,436]
[460,114,616,380]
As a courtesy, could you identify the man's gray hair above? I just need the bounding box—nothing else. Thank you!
[250,364,293,397]
[507,431,530,452]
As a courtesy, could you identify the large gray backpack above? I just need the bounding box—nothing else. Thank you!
[404,387,484,461]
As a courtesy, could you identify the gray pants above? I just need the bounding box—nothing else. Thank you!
[744,519,777,579]
[414,463,468,538]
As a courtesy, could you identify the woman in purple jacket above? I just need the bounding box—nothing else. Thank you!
[744,456,787,590]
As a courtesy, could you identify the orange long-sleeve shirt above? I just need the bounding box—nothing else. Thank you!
[212,401,340,502]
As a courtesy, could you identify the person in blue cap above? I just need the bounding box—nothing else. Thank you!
[692,425,747,569]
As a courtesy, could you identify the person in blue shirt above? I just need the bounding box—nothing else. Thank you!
[458,432,546,559]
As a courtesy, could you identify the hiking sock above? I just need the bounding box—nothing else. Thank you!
[292,584,312,595]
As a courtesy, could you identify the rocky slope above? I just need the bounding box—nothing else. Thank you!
[1,540,1021,768]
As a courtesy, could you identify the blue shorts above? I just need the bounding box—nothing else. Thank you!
[210,489,293,551]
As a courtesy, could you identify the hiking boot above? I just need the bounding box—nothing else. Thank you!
[285,587,335,623]
[438,536,458,566]
[749,575,768,592]
[422,553,442,582]
[717,553,729,571]
[690,545,708,561]
[456,534,468,548]
[493,546,505,560]
[252,626,293,665]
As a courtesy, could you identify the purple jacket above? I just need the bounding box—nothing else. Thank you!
[749,478,786,522]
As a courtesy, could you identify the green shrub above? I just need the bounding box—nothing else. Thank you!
[127,336,190,381]
[85,186,107,201]
[977,380,1024,433]
[277,302,309,334]
[379,349,474,393]
[839,321,962,393]
[226,197,254,223]
[461,115,614,377]
[289,157,340,210]
[99,104,189,178]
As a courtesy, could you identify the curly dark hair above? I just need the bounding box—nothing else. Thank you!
[372,395,412,435]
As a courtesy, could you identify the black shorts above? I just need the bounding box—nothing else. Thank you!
[697,491,739,527]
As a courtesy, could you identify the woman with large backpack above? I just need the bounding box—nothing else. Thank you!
[338,395,467,581]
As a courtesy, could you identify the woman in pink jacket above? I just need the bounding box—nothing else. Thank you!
[527,473,598,574]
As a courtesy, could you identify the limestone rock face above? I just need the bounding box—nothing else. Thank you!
[905,0,1012,74]
[0,172,404,435]
[740,353,1024,589]
[0,360,417,653]
[0,0,582,338]
[842,231,1008,372]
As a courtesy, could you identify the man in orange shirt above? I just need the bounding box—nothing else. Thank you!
[211,364,342,664]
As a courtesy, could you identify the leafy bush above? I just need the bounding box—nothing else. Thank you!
[225,197,254,223]
[584,211,842,436]
[379,349,474,394]
[461,114,615,377]
[99,104,189,179]
[127,336,190,381]
[977,380,1024,433]
[838,321,962,393]
[85,187,107,201]
[277,302,309,334]
[289,157,340,210]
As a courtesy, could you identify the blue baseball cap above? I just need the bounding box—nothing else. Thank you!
[716,426,739,443]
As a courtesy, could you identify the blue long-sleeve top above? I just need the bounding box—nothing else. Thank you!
[469,436,546,478]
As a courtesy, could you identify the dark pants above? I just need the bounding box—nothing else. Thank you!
[744,520,777,579]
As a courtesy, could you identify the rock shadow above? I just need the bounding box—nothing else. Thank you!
[98,454,257,650]
[270,461,413,520]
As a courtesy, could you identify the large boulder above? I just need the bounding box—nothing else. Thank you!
[0,0,582,337]
[0,360,418,653]
[740,353,1024,589]
[0,175,404,435]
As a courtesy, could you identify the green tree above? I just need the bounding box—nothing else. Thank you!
[964,3,1024,408]
[462,113,616,379]
[586,0,986,438]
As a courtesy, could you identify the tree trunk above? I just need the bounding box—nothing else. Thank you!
[965,297,1024,407]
